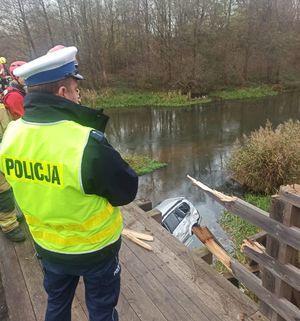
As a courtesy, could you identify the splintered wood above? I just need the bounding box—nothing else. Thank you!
[122,228,154,251]
[192,226,231,271]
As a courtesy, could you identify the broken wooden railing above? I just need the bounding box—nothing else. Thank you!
[188,176,300,321]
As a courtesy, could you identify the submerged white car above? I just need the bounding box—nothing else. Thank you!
[154,197,201,247]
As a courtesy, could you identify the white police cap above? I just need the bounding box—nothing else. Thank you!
[13,46,83,87]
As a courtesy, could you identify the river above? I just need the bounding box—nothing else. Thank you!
[105,92,300,250]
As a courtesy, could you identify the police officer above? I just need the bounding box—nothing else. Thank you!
[0,47,138,321]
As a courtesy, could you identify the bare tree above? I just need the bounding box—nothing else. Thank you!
[1,0,300,90]
[38,0,54,46]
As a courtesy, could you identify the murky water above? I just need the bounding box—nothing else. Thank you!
[105,92,300,250]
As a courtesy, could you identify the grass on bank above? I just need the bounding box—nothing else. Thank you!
[216,193,271,272]
[81,84,280,108]
[81,88,211,108]
[123,154,167,176]
[211,85,277,100]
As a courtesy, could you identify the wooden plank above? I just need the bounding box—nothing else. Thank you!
[0,265,8,321]
[121,229,153,250]
[124,203,259,315]
[260,196,284,319]
[146,209,162,224]
[122,203,259,319]
[292,289,300,309]
[0,233,37,321]
[13,236,47,321]
[226,199,300,252]
[192,226,231,270]
[249,231,267,245]
[187,177,300,252]
[123,236,221,321]
[192,225,300,321]
[120,242,197,321]
[231,261,300,321]
[121,264,169,321]
[246,311,272,321]
[192,246,213,264]
[243,246,300,292]
[261,197,300,321]
[274,203,300,321]
[279,185,300,209]
[135,199,152,212]
[117,293,141,321]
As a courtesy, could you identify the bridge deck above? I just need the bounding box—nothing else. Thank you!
[0,202,267,321]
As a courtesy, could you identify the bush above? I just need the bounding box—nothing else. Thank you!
[228,120,300,193]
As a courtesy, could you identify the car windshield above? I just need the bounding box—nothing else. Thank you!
[179,202,190,215]
[176,202,190,219]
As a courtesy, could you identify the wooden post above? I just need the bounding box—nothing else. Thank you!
[260,190,300,321]
[192,247,213,265]
[135,199,153,212]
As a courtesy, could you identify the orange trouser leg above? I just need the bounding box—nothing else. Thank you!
[0,172,18,233]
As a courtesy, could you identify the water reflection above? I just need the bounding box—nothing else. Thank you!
[105,92,300,249]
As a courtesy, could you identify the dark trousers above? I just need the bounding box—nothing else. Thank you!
[42,255,121,321]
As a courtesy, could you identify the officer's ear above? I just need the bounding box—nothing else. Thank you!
[57,85,68,98]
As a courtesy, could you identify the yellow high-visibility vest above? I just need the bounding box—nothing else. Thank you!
[0,119,123,254]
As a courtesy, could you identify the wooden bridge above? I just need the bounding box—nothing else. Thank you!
[0,201,266,321]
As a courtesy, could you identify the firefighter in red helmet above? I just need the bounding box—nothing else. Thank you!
[2,60,27,119]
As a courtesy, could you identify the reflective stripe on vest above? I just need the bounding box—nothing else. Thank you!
[0,119,123,254]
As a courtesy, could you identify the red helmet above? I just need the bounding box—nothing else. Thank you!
[47,45,78,67]
[9,61,26,80]
[47,44,65,54]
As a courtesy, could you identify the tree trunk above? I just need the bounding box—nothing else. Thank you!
[39,0,54,47]
[16,0,37,56]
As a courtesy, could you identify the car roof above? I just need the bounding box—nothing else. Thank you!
[155,197,185,217]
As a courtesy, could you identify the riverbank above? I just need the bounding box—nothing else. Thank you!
[81,84,284,108]
[81,88,210,108]
[210,85,277,100]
